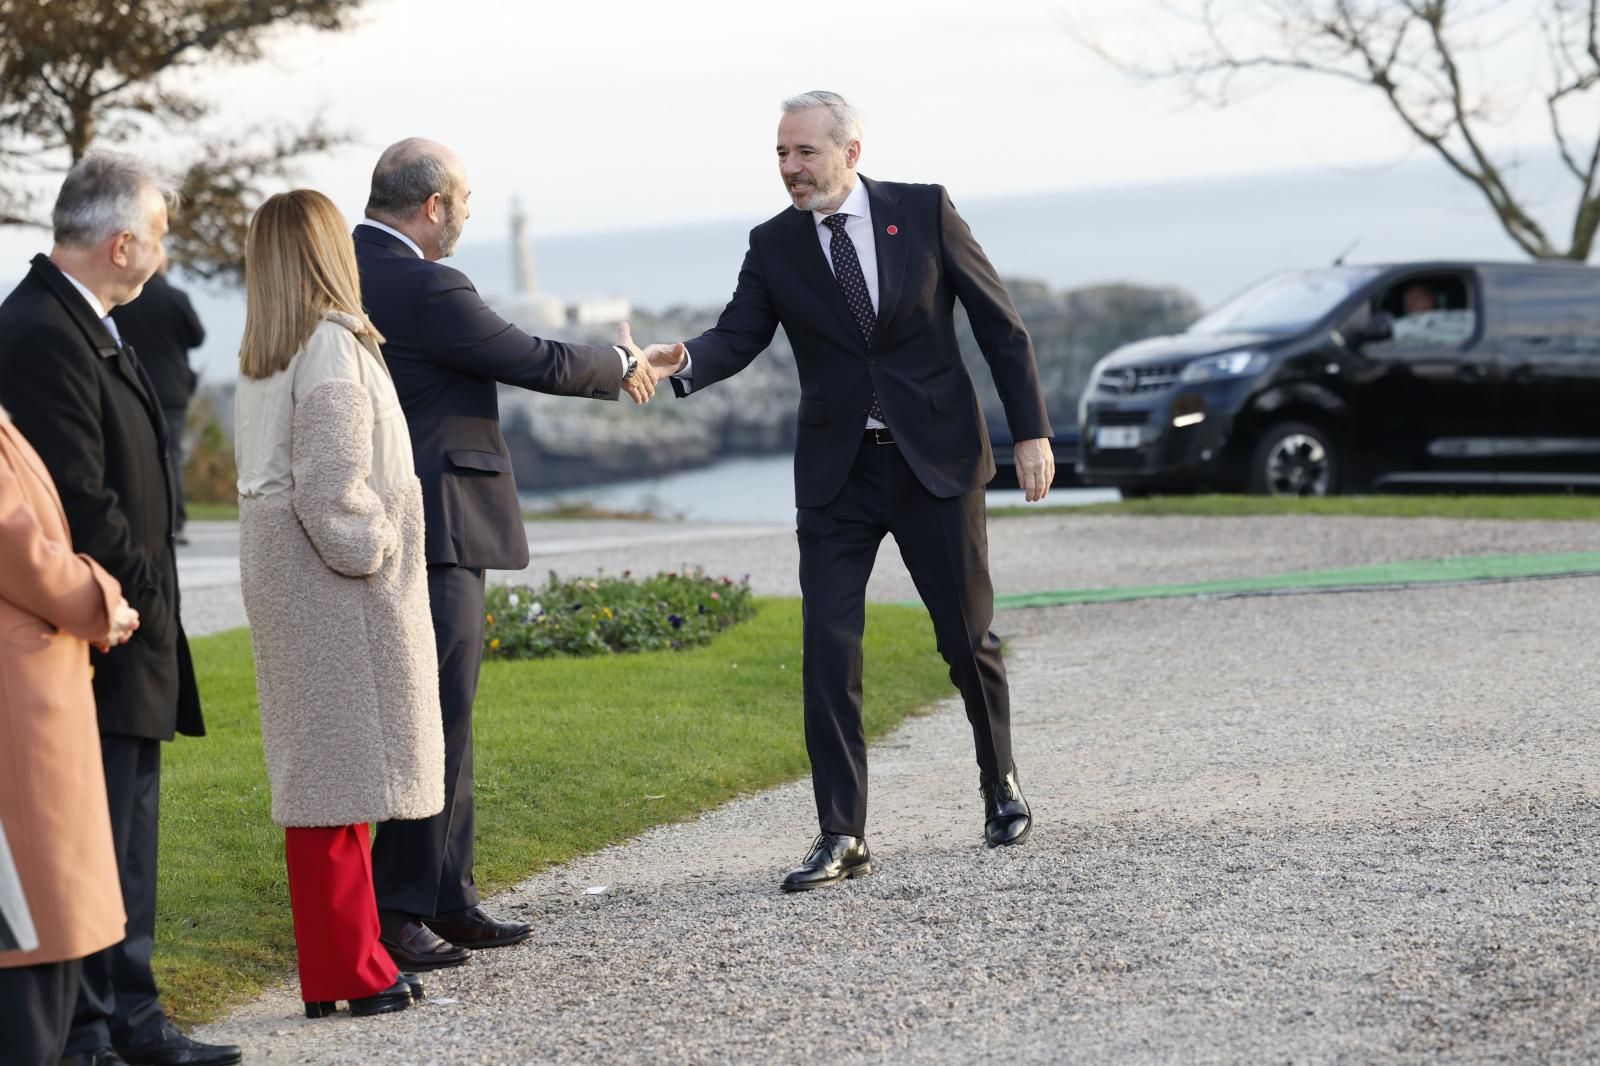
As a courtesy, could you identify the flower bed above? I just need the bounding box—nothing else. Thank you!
[483,569,755,659]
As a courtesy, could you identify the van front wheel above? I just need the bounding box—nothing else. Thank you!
[1248,421,1340,496]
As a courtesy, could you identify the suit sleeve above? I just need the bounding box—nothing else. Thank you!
[418,267,623,399]
[938,187,1053,442]
[3,324,174,643]
[672,239,780,397]
[0,440,120,642]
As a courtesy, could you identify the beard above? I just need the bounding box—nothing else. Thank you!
[437,204,465,259]
[788,170,847,212]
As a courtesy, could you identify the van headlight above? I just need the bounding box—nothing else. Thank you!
[1180,350,1268,383]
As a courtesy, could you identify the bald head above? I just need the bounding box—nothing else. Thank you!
[365,137,471,260]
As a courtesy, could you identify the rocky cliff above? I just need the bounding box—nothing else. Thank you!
[500,280,1200,490]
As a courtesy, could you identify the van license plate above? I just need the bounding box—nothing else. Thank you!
[1095,426,1141,449]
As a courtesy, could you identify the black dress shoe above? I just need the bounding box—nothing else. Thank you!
[400,970,425,1001]
[378,910,470,970]
[780,833,872,892]
[116,1024,241,1066]
[422,905,531,949]
[304,976,414,1020]
[981,770,1032,847]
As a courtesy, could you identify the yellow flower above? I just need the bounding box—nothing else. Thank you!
[485,613,495,625]
[489,638,501,650]
[602,607,614,620]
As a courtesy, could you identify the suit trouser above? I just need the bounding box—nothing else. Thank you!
[797,436,1013,838]
[66,736,165,1054]
[0,957,82,1066]
[371,564,485,917]
[284,824,397,1002]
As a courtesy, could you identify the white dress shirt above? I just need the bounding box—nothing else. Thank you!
[356,219,425,260]
[59,269,124,346]
[679,177,884,428]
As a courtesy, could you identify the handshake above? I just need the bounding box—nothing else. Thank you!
[615,322,687,405]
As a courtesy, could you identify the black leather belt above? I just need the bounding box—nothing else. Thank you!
[865,427,895,445]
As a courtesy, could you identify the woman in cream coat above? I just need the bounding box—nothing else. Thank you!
[234,190,443,1019]
[0,405,139,1065]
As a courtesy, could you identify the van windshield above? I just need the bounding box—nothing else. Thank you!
[1190,268,1382,336]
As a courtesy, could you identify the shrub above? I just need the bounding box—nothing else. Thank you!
[483,569,755,660]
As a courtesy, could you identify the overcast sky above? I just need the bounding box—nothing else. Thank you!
[0,0,1579,263]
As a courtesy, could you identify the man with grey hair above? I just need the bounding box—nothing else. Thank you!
[650,91,1056,891]
[0,153,240,1066]
[353,137,683,969]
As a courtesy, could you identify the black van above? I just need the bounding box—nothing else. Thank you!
[1077,260,1600,495]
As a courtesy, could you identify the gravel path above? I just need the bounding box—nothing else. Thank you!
[192,515,1600,1063]
[178,513,1600,636]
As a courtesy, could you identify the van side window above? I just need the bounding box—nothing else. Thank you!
[1367,272,1477,353]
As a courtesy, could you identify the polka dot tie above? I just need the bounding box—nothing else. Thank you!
[822,213,885,424]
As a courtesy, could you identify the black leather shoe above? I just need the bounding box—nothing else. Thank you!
[378,910,470,970]
[305,975,415,1019]
[350,977,414,1017]
[422,905,531,950]
[400,970,425,1001]
[116,1024,242,1066]
[780,833,872,892]
[981,770,1032,847]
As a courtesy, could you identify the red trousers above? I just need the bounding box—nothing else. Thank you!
[283,824,397,1002]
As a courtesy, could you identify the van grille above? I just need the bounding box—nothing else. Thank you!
[1097,364,1185,395]
[1090,410,1148,427]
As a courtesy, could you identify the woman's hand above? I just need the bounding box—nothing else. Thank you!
[101,598,140,650]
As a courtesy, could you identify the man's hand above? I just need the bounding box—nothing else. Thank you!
[1013,437,1056,502]
[616,322,656,404]
[644,340,687,376]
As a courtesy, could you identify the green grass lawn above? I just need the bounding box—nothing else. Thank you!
[156,598,946,1025]
[183,501,241,521]
[992,494,1600,521]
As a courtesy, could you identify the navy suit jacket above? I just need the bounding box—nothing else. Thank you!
[0,255,203,739]
[354,225,624,569]
[676,177,1052,508]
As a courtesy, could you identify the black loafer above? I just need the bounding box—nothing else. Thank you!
[378,910,471,970]
[780,833,872,892]
[981,770,1032,847]
[116,1024,241,1066]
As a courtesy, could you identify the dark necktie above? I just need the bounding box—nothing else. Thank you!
[821,213,885,424]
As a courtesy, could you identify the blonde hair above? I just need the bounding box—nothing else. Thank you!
[238,190,382,380]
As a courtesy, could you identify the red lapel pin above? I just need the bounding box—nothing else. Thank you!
[886,225,898,236]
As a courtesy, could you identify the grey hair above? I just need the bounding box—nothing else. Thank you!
[52,152,176,248]
[781,90,864,147]
[366,138,456,218]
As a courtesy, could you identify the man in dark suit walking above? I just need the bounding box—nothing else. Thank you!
[111,267,205,545]
[353,138,676,969]
[0,153,239,1066]
[651,92,1057,892]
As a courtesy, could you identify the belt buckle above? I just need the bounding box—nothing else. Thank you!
[868,427,894,445]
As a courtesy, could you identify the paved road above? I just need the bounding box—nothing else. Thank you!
[189,515,1600,1063]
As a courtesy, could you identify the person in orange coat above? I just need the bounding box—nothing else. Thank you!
[0,404,141,1066]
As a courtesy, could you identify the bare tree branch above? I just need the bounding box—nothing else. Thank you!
[1075,0,1600,260]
